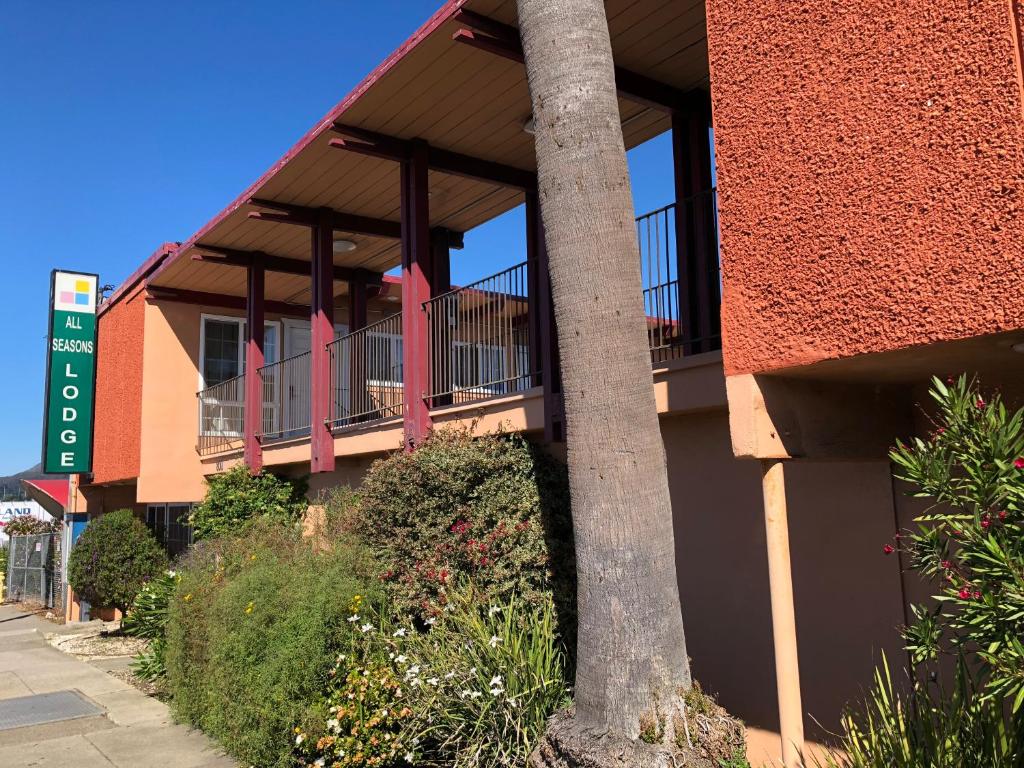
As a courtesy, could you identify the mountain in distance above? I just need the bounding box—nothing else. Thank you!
[0,464,66,501]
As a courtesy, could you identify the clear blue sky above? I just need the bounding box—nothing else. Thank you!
[0,1,673,476]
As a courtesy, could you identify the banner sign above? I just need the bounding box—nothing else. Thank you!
[42,270,99,473]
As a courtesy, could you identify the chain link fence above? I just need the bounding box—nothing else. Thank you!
[5,533,58,608]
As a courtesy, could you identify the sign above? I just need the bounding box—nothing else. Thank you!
[42,270,99,473]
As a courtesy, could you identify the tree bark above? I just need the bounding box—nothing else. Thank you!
[516,0,692,751]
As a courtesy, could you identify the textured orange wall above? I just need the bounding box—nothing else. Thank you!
[91,288,146,484]
[707,0,1024,376]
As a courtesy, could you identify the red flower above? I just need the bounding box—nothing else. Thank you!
[976,397,986,409]
[973,590,982,600]
[883,544,895,555]
[1014,457,1024,469]
[958,587,971,600]
[941,560,953,570]
[479,556,489,566]
[999,510,1008,521]
[981,516,991,530]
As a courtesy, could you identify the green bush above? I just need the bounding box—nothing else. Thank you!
[67,509,168,613]
[0,545,7,575]
[165,521,378,768]
[5,514,57,536]
[296,584,570,768]
[825,375,1024,766]
[190,465,309,541]
[351,427,574,635]
[122,571,177,682]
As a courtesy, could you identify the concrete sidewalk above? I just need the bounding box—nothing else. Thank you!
[0,603,235,768]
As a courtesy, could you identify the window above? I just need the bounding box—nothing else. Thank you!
[146,504,194,558]
[199,316,280,389]
[367,332,403,384]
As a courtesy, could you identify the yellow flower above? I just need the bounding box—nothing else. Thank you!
[245,601,255,614]
[183,593,193,602]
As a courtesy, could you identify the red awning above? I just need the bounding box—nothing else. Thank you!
[21,479,70,519]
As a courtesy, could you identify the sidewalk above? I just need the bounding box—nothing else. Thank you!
[0,603,235,768]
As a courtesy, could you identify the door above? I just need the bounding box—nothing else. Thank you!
[283,322,311,434]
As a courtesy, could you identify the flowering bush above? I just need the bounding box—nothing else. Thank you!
[4,514,56,536]
[825,375,1024,766]
[297,584,570,768]
[350,427,574,637]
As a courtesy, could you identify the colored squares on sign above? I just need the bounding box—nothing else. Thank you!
[75,280,89,292]
[60,292,75,304]
[76,293,89,305]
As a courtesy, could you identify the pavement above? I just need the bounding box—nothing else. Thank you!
[0,603,236,768]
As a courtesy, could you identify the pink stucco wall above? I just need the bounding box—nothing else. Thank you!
[706,0,1024,376]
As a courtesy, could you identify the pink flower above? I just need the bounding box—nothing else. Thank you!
[959,587,971,600]
[883,544,895,555]
[981,516,991,530]
[1014,457,1024,469]
[999,511,1008,521]
[941,560,953,570]
[976,397,986,409]
[973,590,982,600]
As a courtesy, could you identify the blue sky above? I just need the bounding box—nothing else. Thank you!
[0,1,673,476]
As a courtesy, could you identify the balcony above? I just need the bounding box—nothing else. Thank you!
[195,193,719,458]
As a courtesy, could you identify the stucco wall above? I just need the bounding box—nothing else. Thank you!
[707,0,1024,376]
[91,288,146,484]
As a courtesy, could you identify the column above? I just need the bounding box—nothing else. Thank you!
[244,256,265,472]
[310,215,336,473]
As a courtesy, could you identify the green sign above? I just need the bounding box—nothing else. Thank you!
[42,270,99,474]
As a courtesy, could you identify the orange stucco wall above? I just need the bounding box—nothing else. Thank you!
[91,287,146,484]
[707,0,1024,376]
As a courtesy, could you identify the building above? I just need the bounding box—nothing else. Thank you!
[67,1,1024,764]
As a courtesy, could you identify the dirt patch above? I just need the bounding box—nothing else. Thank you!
[46,626,148,660]
[105,666,168,700]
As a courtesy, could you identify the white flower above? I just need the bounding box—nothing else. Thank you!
[427,677,439,686]
[488,605,501,617]
[490,687,503,697]
[407,665,420,676]
[393,627,407,637]
[347,614,359,622]
[295,734,305,745]
[405,753,414,763]
[469,667,477,675]
[444,671,456,680]
[488,635,500,648]
[395,654,408,664]
[327,718,340,734]
[315,759,326,768]
[470,691,482,699]
[489,675,503,688]
[460,689,472,699]
[425,616,437,626]
[361,623,373,633]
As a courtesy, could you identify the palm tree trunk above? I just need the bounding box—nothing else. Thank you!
[517,0,693,762]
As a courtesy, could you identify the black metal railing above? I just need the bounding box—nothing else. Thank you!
[327,312,404,429]
[197,374,245,455]
[258,350,311,440]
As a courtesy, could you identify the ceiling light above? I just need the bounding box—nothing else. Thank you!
[332,238,356,254]
[522,116,535,135]
[1012,342,1024,354]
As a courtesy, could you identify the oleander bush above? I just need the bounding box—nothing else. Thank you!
[67,509,167,613]
[165,520,378,768]
[190,465,309,541]
[5,514,57,536]
[824,375,1024,766]
[347,427,575,639]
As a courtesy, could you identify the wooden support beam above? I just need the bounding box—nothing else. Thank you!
[330,125,536,190]
[244,259,265,473]
[247,198,404,240]
[146,287,310,317]
[452,11,694,113]
[193,245,383,286]
[310,216,336,473]
[400,141,433,449]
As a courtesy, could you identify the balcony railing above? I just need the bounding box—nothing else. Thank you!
[197,374,245,455]
[327,312,404,429]
[424,261,535,408]
[638,188,719,363]
[258,350,311,440]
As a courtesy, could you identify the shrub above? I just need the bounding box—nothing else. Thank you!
[297,584,570,768]
[67,509,168,613]
[5,514,56,536]
[190,465,309,541]
[825,375,1024,766]
[352,427,574,634]
[165,521,379,768]
[122,571,177,681]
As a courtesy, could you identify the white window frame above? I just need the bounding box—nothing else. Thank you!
[198,314,281,437]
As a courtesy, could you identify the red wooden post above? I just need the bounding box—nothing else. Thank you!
[244,257,265,473]
[400,140,433,450]
[672,94,719,355]
[348,278,368,332]
[310,215,336,472]
[526,191,563,442]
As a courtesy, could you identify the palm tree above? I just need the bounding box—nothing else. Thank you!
[517,0,694,764]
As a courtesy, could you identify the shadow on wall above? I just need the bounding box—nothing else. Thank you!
[664,411,907,741]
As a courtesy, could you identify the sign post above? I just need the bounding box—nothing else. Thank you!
[42,270,99,474]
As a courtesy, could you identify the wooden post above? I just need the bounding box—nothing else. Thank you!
[672,93,719,355]
[347,278,368,424]
[243,256,265,472]
[310,216,336,473]
[526,191,562,442]
[400,140,433,449]
[761,459,805,768]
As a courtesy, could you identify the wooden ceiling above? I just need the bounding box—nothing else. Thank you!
[147,0,709,305]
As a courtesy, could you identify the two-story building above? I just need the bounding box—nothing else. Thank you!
[67,0,1024,764]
